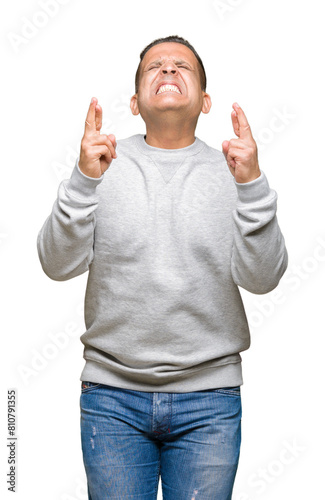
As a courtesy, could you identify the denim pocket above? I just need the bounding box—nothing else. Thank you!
[81,381,103,393]
[213,386,241,396]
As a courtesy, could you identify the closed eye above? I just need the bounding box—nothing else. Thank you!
[148,65,190,70]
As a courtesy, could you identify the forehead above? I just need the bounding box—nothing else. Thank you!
[141,42,199,68]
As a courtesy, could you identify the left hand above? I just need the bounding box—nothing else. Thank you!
[222,103,261,183]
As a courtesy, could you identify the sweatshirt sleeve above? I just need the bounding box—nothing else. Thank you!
[230,170,288,294]
[37,159,104,281]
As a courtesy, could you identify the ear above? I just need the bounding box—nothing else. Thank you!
[201,92,212,114]
[130,94,140,116]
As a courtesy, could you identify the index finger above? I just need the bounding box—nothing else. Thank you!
[232,103,253,140]
[84,97,98,132]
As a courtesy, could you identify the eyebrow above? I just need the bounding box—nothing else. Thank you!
[144,58,192,69]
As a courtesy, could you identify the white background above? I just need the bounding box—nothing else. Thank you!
[1,0,324,498]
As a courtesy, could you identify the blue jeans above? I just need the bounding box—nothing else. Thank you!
[80,381,242,499]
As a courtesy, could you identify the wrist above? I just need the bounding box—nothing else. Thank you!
[235,165,261,184]
[64,159,104,199]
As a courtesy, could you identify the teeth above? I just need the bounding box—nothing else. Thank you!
[157,84,181,95]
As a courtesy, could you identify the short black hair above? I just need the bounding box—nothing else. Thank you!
[135,35,207,94]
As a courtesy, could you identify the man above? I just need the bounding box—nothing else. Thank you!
[37,35,288,499]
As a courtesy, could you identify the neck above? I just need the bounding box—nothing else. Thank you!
[144,115,197,149]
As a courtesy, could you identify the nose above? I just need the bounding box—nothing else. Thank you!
[162,68,177,75]
[160,60,178,75]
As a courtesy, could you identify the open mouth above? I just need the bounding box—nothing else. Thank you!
[156,84,182,95]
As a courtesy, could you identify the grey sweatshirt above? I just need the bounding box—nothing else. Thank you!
[37,134,288,392]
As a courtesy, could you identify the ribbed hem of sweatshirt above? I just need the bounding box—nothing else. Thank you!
[79,357,244,393]
[234,170,272,204]
[65,158,104,199]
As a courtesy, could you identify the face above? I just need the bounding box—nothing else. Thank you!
[130,42,211,123]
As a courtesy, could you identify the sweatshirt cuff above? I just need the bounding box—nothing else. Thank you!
[65,158,104,199]
[234,170,272,204]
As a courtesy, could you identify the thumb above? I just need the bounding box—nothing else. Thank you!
[222,140,229,158]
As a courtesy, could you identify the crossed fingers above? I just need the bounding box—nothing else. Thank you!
[84,97,117,158]
[231,102,253,142]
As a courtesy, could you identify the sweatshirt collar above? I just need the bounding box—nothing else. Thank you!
[134,133,206,158]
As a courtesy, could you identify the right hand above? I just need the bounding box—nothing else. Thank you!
[79,97,117,178]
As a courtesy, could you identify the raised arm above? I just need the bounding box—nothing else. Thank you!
[222,103,288,294]
[37,97,117,281]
